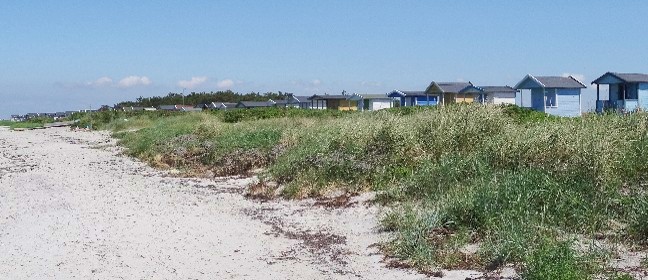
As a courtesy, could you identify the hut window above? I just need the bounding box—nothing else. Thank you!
[545,89,557,107]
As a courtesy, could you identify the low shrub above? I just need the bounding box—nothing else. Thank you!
[106,104,648,277]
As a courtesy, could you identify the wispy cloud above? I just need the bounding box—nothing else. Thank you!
[86,77,113,87]
[217,79,235,89]
[63,75,152,89]
[177,76,207,89]
[117,76,152,88]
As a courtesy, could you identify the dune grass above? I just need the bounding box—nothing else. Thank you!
[96,105,648,278]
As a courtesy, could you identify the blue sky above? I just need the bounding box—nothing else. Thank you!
[2,1,648,117]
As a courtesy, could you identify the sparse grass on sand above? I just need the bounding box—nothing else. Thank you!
[88,105,648,279]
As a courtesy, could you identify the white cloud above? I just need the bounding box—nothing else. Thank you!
[177,76,208,89]
[117,76,152,88]
[562,73,585,83]
[217,79,235,89]
[86,76,113,87]
[311,79,321,86]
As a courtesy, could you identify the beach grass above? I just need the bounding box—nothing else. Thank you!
[90,105,648,278]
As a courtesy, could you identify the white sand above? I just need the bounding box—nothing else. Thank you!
[0,127,483,279]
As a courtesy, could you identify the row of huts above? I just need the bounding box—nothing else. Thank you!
[11,109,97,122]
[13,72,647,121]
[175,72,647,117]
[385,72,648,117]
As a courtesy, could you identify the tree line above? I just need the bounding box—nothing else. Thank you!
[115,90,290,108]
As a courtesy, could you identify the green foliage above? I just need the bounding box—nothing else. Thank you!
[523,240,589,280]
[116,90,290,108]
[101,104,648,277]
[501,104,560,123]
[627,198,648,242]
[1,117,55,129]
[220,107,353,123]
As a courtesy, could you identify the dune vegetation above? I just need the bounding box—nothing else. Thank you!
[77,105,648,279]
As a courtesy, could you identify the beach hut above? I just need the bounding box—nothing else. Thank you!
[347,93,393,111]
[288,95,313,109]
[386,90,437,107]
[269,99,299,108]
[425,82,477,105]
[514,74,587,117]
[307,94,357,110]
[235,101,274,109]
[205,102,237,110]
[591,72,648,113]
[477,86,518,105]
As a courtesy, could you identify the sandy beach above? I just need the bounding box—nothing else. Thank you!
[0,127,483,279]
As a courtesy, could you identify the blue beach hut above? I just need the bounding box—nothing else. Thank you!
[514,74,587,117]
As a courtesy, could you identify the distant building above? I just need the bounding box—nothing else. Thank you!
[387,90,437,107]
[307,94,357,110]
[288,95,313,109]
[209,102,238,110]
[426,82,477,104]
[235,101,274,109]
[592,72,648,113]
[10,115,25,122]
[347,93,393,111]
[515,74,587,117]
[477,86,518,105]
[158,105,195,111]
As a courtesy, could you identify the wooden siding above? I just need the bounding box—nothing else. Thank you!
[326,99,357,111]
[369,99,392,110]
[439,93,479,104]
[455,93,475,103]
[415,96,438,106]
[610,84,620,102]
[443,93,456,104]
[488,92,516,105]
[639,83,648,110]
[530,89,545,112]
[402,97,416,106]
[544,88,581,117]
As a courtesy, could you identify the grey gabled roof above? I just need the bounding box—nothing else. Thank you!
[308,94,348,100]
[479,86,517,93]
[387,90,427,97]
[535,76,586,88]
[347,93,391,101]
[271,99,295,105]
[236,101,273,108]
[290,95,312,102]
[592,72,648,84]
[354,94,390,99]
[515,74,586,89]
[158,105,178,110]
[615,73,648,83]
[427,82,473,94]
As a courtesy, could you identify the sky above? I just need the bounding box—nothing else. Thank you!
[2,0,648,118]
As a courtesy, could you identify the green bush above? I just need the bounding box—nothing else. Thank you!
[523,240,589,280]
[104,104,648,277]
[220,107,353,123]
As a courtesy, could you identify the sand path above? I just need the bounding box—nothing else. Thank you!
[0,127,481,279]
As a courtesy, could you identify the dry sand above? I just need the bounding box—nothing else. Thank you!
[0,127,484,279]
